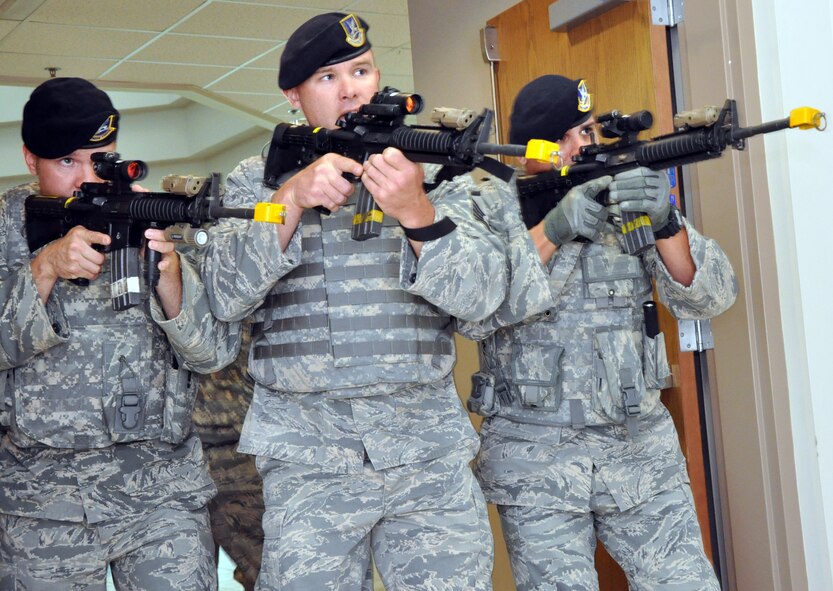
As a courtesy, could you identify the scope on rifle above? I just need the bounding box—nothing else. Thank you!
[345,87,423,125]
[91,152,148,185]
[597,109,654,139]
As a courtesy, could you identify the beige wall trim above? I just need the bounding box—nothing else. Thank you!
[677,1,806,589]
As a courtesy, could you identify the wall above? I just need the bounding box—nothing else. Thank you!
[750,0,833,587]
[678,0,833,588]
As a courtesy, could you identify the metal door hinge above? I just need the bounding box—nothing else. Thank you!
[651,0,684,26]
[481,25,500,62]
[678,319,714,352]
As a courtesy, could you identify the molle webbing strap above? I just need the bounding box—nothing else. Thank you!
[261,287,327,309]
[253,330,452,361]
[252,311,447,337]
[328,289,422,307]
[326,238,402,256]
[253,341,331,360]
[330,314,447,333]
[283,261,324,280]
[301,235,324,252]
[251,313,330,337]
[331,337,453,363]
[326,262,400,282]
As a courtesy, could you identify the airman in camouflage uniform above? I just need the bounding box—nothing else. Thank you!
[199,12,530,591]
[458,75,738,590]
[193,325,264,591]
[0,78,237,590]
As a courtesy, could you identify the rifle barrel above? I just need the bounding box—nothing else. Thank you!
[476,142,527,157]
[731,117,791,141]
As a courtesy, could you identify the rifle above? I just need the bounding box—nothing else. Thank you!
[516,99,827,255]
[25,152,286,311]
[263,86,554,241]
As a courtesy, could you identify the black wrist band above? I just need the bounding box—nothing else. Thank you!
[401,216,457,241]
[654,205,683,240]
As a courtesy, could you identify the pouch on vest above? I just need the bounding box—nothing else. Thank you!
[581,251,649,306]
[592,328,651,423]
[160,354,195,444]
[102,342,153,439]
[643,331,672,389]
[509,341,564,409]
[468,371,498,417]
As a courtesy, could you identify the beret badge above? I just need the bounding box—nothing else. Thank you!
[90,114,118,143]
[340,14,365,48]
[577,79,592,113]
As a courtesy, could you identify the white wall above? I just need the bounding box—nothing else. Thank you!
[408,0,517,125]
[751,0,833,587]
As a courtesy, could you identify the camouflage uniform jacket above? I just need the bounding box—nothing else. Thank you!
[457,186,738,507]
[201,157,514,474]
[0,181,237,522]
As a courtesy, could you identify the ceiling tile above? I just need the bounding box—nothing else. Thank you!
[0,22,152,58]
[245,48,283,72]
[132,34,277,67]
[357,12,410,48]
[217,91,285,114]
[171,4,319,41]
[220,0,348,9]
[345,0,409,16]
[207,67,282,94]
[104,61,233,88]
[0,52,115,80]
[28,0,205,32]
[0,19,16,41]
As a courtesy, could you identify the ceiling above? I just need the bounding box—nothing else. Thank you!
[0,0,414,142]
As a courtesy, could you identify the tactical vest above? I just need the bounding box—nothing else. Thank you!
[471,239,671,430]
[248,204,456,397]
[2,184,195,449]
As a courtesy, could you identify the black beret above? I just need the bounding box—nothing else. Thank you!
[278,12,371,90]
[22,77,119,159]
[509,75,593,145]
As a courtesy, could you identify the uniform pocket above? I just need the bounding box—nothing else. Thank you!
[509,341,564,409]
[160,360,196,445]
[592,328,646,422]
[643,331,671,389]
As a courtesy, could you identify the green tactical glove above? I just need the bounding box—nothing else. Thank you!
[607,167,671,231]
[542,176,612,246]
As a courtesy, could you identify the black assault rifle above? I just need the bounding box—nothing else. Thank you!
[25,152,286,311]
[263,86,553,241]
[516,99,826,255]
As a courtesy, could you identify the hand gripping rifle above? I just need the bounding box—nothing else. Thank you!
[263,86,554,241]
[25,152,286,311]
[516,99,827,255]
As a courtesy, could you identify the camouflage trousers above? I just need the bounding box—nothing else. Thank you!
[0,505,216,591]
[477,408,719,591]
[497,482,719,591]
[255,448,494,591]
